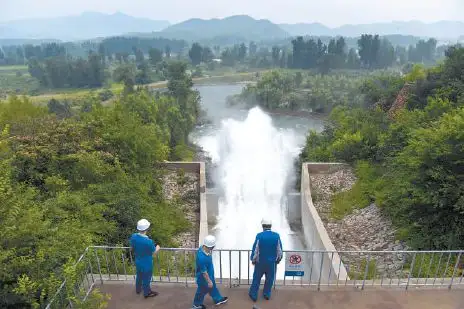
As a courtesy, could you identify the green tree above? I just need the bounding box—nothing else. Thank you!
[113,64,136,93]
[189,43,203,65]
[135,61,151,85]
[271,46,281,67]
[202,47,214,63]
[358,34,381,69]
[347,48,360,69]
[148,47,163,66]
[165,45,171,58]
[238,43,247,61]
[249,41,257,56]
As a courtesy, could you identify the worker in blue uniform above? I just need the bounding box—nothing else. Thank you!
[129,218,160,298]
[192,235,228,309]
[249,218,283,302]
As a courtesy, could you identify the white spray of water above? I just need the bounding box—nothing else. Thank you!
[199,107,303,279]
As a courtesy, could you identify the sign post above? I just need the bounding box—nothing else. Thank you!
[284,251,305,277]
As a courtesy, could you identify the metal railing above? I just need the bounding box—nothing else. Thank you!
[45,247,464,308]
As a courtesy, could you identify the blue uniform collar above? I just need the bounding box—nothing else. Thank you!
[137,233,149,238]
[201,247,212,256]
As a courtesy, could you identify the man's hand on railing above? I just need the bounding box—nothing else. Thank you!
[153,245,160,257]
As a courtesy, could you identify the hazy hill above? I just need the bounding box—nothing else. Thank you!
[161,15,290,41]
[0,12,170,41]
[280,21,464,39]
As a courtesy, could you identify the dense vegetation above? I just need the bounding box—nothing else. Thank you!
[27,52,105,88]
[300,46,464,250]
[0,62,200,308]
[229,70,371,113]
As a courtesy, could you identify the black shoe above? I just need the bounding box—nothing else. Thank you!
[249,294,257,302]
[144,291,158,298]
[215,297,228,305]
[136,291,141,295]
[264,295,270,300]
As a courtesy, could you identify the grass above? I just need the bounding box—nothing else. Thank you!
[347,258,377,280]
[0,72,41,96]
[331,180,369,219]
[0,65,28,71]
[405,252,463,279]
[27,84,124,104]
[330,161,379,219]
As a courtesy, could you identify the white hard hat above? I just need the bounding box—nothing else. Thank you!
[203,235,216,248]
[261,218,272,226]
[137,219,151,231]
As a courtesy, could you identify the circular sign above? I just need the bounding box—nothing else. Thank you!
[289,254,302,264]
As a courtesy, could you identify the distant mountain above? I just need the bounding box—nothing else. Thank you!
[161,15,290,42]
[0,12,170,41]
[280,21,464,39]
[279,23,332,36]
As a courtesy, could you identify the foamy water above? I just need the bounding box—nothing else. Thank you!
[197,107,303,279]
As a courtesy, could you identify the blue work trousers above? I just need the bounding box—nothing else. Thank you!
[193,280,223,306]
[249,262,276,300]
[135,270,152,296]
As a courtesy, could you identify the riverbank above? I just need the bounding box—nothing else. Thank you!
[309,166,408,276]
[260,107,327,120]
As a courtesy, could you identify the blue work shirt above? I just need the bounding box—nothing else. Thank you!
[195,247,215,286]
[250,230,283,264]
[130,233,157,272]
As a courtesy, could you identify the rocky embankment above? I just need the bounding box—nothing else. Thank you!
[162,169,200,248]
[310,167,408,276]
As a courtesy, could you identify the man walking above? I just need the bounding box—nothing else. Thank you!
[249,218,283,302]
[192,235,228,309]
[130,218,160,298]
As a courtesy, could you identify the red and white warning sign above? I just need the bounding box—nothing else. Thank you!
[285,251,305,277]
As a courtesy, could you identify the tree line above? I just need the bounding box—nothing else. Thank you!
[0,37,186,66]
[27,52,105,88]
[186,36,442,72]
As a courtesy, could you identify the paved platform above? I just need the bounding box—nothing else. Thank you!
[97,283,464,309]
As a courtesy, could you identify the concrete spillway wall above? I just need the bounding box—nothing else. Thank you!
[301,163,349,282]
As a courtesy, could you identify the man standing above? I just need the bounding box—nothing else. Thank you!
[249,218,283,302]
[192,235,228,309]
[130,218,160,298]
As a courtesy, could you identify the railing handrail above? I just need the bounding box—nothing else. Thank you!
[88,246,464,254]
[45,246,464,308]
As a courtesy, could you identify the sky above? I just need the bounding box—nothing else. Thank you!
[1,0,462,26]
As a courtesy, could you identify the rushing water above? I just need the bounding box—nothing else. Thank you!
[190,84,324,279]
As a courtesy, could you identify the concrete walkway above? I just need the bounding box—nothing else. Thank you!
[97,283,464,309]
